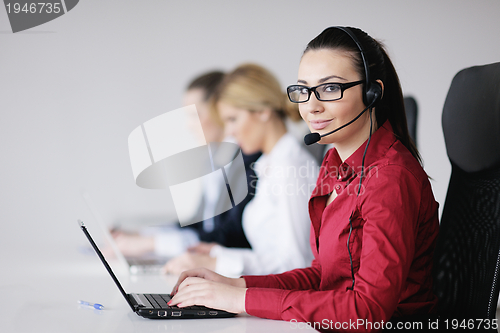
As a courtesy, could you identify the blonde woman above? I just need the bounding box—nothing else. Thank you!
[164,64,318,277]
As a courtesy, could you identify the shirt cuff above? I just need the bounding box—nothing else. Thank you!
[245,287,286,320]
[242,274,278,288]
[210,245,244,278]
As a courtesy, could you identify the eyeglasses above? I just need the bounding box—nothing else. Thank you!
[287,80,364,103]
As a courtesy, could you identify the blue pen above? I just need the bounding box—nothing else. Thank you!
[78,300,104,310]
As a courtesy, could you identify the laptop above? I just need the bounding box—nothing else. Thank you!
[81,191,170,274]
[79,220,236,319]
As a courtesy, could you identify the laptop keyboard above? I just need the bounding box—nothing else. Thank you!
[144,294,204,310]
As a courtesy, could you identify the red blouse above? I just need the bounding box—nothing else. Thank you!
[243,121,439,331]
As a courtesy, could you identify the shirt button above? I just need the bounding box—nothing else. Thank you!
[335,185,341,191]
[343,166,348,171]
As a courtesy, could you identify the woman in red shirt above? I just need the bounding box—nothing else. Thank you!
[168,26,439,331]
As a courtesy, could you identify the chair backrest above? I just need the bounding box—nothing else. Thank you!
[404,96,418,145]
[433,62,500,321]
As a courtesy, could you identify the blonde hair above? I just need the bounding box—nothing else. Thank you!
[210,63,301,123]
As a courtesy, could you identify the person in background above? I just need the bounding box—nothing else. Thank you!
[164,63,318,277]
[112,71,261,260]
[168,27,439,330]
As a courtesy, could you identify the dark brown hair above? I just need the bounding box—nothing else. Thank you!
[187,70,225,101]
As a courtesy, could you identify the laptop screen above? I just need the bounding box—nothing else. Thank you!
[79,220,135,311]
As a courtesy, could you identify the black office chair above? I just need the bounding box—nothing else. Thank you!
[432,62,500,327]
[404,96,418,146]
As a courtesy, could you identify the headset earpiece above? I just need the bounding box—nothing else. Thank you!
[332,26,381,108]
[364,81,382,107]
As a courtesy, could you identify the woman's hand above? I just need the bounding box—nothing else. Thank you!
[168,275,247,314]
[188,242,218,254]
[162,253,216,276]
[170,268,246,295]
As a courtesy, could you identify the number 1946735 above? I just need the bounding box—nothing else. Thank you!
[6,2,62,14]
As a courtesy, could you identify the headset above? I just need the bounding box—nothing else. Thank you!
[333,26,382,108]
[293,26,383,290]
[327,26,382,291]
[303,26,382,146]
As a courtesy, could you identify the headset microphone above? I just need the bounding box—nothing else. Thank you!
[304,132,321,146]
[303,93,380,146]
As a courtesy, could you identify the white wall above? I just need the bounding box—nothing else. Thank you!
[1,0,499,261]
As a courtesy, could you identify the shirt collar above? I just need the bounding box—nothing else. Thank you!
[323,120,396,182]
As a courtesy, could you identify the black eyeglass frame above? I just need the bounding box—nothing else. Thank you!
[287,80,364,103]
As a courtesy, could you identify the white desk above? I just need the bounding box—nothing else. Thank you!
[3,239,500,333]
[0,245,303,333]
